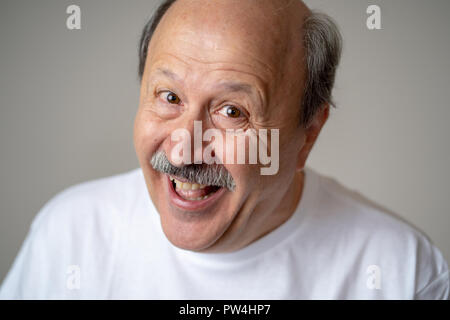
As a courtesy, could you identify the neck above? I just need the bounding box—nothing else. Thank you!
[205,169,305,253]
[250,170,305,245]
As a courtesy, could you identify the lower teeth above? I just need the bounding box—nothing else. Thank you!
[171,178,214,201]
[185,195,210,201]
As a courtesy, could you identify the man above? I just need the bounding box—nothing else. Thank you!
[1,0,448,299]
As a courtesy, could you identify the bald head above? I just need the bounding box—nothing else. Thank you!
[152,0,310,73]
[138,0,341,126]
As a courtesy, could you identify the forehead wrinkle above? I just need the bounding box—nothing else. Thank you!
[148,53,270,112]
[151,51,271,81]
[173,35,278,82]
[149,23,278,82]
[176,34,277,71]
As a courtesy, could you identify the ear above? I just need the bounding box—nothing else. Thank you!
[296,104,330,171]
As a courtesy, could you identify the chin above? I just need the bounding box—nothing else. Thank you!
[139,150,251,251]
[158,209,227,251]
[164,228,217,251]
[146,170,237,252]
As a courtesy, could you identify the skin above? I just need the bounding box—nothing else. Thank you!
[133,0,329,253]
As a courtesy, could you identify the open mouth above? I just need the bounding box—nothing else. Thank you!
[166,174,227,211]
[169,176,221,201]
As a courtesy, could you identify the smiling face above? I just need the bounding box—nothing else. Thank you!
[134,0,324,252]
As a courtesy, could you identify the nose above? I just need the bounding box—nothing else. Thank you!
[166,104,213,166]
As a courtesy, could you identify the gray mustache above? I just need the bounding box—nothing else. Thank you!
[150,151,236,191]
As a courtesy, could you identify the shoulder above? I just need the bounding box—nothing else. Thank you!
[0,168,146,298]
[304,168,449,299]
[25,167,148,264]
[31,168,145,233]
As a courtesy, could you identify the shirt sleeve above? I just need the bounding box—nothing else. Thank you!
[0,177,76,299]
[0,183,123,300]
[0,231,34,299]
[414,270,450,300]
[0,224,54,299]
[413,237,450,300]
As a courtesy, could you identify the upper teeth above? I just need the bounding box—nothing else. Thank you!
[171,177,206,190]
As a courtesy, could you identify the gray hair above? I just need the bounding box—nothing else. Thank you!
[302,11,342,126]
[138,1,342,127]
[151,151,236,191]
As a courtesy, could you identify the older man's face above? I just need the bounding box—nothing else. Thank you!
[134,0,315,252]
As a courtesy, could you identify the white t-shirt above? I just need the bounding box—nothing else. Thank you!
[0,167,448,299]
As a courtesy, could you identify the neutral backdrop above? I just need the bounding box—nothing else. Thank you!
[1,0,449,283]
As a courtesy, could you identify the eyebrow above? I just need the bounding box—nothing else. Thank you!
[216,81,255,95]
[152,67,264,105]
[155,68,253,91]
[154,68,181,82]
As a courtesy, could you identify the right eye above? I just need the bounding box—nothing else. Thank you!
[160,91,181,104]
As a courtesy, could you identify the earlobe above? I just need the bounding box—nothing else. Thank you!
[296,104,330,171]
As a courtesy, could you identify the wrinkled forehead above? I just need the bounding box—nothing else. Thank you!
[146,0,308,85]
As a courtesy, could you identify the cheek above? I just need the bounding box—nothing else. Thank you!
[133,109,169,162]
[225,162,261,200]
[217,132,276,190]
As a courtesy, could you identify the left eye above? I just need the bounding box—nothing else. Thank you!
[160,91,181,104]
[218,105,243,118]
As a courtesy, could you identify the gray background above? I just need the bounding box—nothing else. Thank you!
[1,0,449,283]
